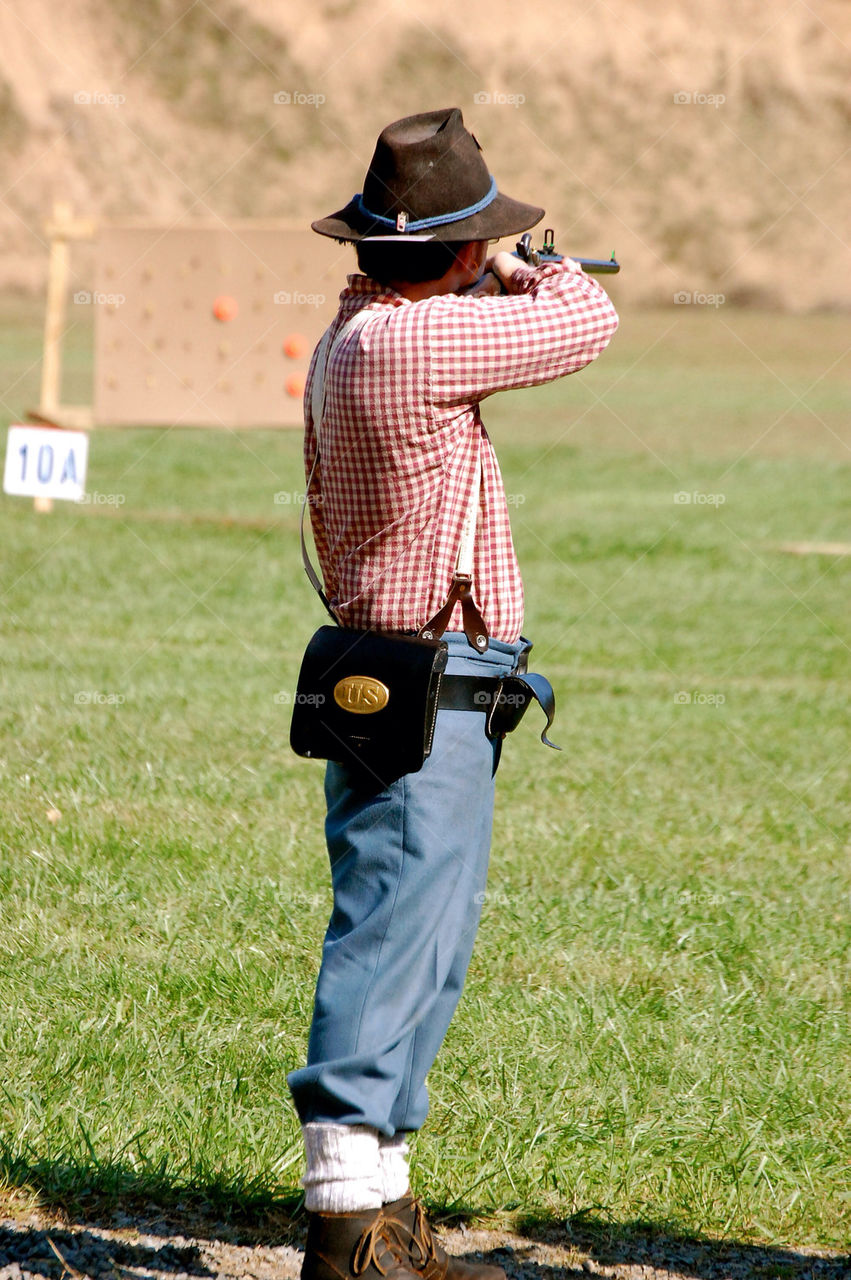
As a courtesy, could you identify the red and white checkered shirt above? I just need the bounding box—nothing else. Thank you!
[303,259,618,643]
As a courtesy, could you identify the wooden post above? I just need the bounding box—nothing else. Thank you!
[33,202,76,512]
[40,200,73,420]
[31,202,96,437]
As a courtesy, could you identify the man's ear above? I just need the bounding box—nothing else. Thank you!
[452,240,486,283]
[456,241,483,271]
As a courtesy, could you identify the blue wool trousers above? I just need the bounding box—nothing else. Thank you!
[287,631,526,1136]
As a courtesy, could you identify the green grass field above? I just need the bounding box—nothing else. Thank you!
[0,300,849,1249]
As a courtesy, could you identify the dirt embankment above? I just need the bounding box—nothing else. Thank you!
[0,0,848,309]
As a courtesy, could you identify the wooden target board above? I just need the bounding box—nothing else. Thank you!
[93,224,350,427]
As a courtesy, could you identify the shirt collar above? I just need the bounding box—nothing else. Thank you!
[339,273,409,309]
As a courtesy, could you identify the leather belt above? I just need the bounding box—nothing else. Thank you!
[438,674,498,712]
[437,673,560,749]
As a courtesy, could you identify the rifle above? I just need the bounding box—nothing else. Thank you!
[515,229,620,275]
[464,229,619,295]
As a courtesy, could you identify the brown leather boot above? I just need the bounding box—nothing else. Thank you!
[380,1195,506,1280]
[301,1205,423,1280]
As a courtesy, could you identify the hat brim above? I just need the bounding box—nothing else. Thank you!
[312,190,545,244]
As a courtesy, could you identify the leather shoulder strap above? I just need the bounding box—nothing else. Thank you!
[300,308,380,620]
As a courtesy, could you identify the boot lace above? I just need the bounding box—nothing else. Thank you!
[381,1199,442,1272]
[352,1214,408,1277]
[407,1200,440,1269]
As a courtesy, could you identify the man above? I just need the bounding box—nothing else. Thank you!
[289,108,618,1280]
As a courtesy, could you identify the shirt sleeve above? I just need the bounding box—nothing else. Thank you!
[426,260,619,407]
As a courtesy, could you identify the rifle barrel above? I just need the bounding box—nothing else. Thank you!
[512,250,620,275]
[575,256,620,275]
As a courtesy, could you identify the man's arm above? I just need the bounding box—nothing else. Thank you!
[426,256,619,406]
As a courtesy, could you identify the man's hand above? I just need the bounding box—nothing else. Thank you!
[462,252,524,297]
[486,250,522,293]
[487,248,587,291]
[461,249,588,298]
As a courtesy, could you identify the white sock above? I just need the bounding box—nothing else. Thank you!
[378,1131,411,1203]
[302,1122,383,1212]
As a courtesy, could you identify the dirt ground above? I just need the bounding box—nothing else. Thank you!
[0,1207,848,1280]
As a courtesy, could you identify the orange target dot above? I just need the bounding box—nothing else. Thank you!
[285,373,306,398]
[213,294,239,322]
[283,332,308,359]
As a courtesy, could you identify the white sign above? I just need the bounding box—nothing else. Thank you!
[3,426,89,501]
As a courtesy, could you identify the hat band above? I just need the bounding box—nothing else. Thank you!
[353,176,498,233]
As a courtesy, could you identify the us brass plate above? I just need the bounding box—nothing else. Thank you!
[333,675,390,714]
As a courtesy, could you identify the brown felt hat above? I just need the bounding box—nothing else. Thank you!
[312,107,544,243]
